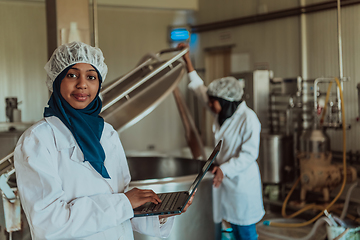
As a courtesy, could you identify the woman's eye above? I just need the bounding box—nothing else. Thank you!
[67,73,77,78]
[88,75,97,80]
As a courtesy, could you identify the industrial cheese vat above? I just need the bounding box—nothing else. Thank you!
[128,156,214,240]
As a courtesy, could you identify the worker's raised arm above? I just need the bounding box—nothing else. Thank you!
[177,43,195,73]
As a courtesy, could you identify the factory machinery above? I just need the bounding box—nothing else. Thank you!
[252,74,360,240]
[258,76,358,202]
[255,0,360,238]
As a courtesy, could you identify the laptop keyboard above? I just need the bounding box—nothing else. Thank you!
[140,192,181,213]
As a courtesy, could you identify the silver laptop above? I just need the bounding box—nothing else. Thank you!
[133,140,222,217]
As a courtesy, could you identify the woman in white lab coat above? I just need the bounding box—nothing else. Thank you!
[14,41,191,240]
[178,43,265,240]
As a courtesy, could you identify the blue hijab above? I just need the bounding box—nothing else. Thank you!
[44,65,110,178]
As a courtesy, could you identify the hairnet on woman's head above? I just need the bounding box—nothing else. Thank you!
[207,76,244,102]
[44,41,108,92]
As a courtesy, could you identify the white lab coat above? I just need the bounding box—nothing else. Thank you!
[188,71,265,226]
[14,116,174,240]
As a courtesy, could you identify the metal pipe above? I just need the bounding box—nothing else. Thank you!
[300,0,308,80]
[100,58,153,95]
[101,48,189,112]
[101,48,188,95]
[336,0,344,123]
[337,0,344,80]
[357,83,360,119]
[190,0,360,33]
[313,78,334,111]
[92,0,98,48]
[0,152,14,166]
[314,78,343,127]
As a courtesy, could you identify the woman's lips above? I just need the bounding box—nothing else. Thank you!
[72,93,89,102]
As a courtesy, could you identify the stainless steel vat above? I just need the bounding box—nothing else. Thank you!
[127,156,214,240]
[258,133,294,184]
[100,49,187,133]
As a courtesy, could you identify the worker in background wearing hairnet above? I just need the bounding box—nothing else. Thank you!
[14,41,194,240]
[178,43,265,240]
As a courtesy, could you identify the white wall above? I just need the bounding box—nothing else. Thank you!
[0,1,48,124]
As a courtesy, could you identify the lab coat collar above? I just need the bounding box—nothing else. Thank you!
[44,116,84,163]
[220,101,247,122]
[214,101,247,132]
[234,101,247,114]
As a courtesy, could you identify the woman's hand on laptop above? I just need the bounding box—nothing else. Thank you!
[125,187,162,209]
[158,189,197,219]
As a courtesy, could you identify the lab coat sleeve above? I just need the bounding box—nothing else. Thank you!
[187,71,209,107]
[14,131,134,239]
[131,216,175,238]
[219,116,261,179]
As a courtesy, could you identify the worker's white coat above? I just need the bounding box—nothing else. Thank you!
[14,116,174,240]
[188,71,265,226]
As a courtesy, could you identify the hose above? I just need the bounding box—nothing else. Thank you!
[258,217,330,240]
[340,182,358,220]
[280,182,358,221]
[268,77,347,228]
[333,228,350,240]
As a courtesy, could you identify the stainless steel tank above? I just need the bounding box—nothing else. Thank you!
[127,156,214,240]
[299,128,330,156]
[258,133,294,184]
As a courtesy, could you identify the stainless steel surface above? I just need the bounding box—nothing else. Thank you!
[258,133,294,184]
[268,85,302,135]
[232,70,271,130]
[299,128,330,155]
[300,0,308,80]
[314,78,341,127]
[301,79,314,130]
[100,48,188,132]
[281,78,298,95]
[173,87,206,160]
[127,156,214,240]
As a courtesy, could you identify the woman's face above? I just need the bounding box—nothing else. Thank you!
[208,97,222,114]
[60,63,100,109]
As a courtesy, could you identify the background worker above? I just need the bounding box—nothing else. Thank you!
[178,43,265,240]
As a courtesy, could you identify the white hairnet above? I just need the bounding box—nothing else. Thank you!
[44,41,108,92]
[207,76,244,102]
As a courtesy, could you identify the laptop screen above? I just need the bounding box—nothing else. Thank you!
[187,140,222,195]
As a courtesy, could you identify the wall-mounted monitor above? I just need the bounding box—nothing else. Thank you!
[168,26,190,43]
